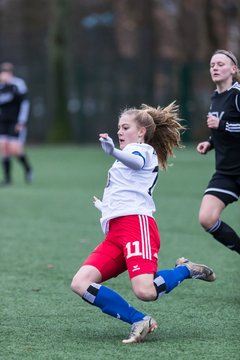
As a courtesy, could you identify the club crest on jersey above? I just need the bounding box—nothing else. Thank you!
[208,111,224,119]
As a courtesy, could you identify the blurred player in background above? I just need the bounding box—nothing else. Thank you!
[0,62,33,186]
[71,102,216,344]
[197,50,240,254]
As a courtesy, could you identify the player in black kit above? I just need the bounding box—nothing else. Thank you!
[197,50,240,254]
[0,62,32,185]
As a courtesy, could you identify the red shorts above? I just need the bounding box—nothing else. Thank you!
[82,215,160,281]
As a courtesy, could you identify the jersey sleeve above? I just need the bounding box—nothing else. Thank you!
[12,77,28,95]
[236,93,240,112]
[125,143,147,157]
[112,146,144,170]
[218,91,240,133]
[207,136,214,149]
[218,87,240,133]
[124,143,153,168]
[17,99,30,124]
[218,120,240,133]
[12,77,30,124]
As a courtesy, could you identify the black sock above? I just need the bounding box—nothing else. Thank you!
[207,220,240,254]
[17,154,31,172]
[2,157,11,183]
[153,273,166,299]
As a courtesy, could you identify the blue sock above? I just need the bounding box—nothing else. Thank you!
[83,283,145,324]
[154,266,190,297]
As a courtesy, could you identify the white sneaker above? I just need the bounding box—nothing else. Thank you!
[176,257,216,282]
[122,316,157,344]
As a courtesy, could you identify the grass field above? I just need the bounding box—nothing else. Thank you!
[0,145,239,360]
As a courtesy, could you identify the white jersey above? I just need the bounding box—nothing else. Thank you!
[100,143,159,234]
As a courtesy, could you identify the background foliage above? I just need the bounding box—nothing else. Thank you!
[0,0,240,143]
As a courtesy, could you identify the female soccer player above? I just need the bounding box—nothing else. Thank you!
[197,50,240,254]
[71,103,216,344]
[0,62,33,186]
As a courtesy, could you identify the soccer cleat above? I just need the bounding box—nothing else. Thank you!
[175,257,216,282]
[122,316,157,344]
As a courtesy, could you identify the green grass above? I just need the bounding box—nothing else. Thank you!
[0,145,239,360]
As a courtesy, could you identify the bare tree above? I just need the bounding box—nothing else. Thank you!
[48,0,71,142]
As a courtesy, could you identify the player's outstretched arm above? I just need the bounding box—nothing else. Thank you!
[99,134,144,170]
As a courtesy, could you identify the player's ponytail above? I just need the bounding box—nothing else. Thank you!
[141,102,185,169]
[121,102,185,169]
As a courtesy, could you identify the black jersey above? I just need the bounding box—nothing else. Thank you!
[0,77,29,125]
[208,82,240,175]
[0,83,21,123]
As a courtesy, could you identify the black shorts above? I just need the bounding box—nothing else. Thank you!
[0,122,26,143]
[0,122,18,137]
[204,172,240,205]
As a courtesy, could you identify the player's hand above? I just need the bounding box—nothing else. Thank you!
[196,141,211,154]
[99,133,115,155]
[93,196,102,211]
[15,123,24,133]
[207,115,220,129]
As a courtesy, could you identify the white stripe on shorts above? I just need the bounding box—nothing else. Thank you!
[205,187,239,200]
[138,215,152,260]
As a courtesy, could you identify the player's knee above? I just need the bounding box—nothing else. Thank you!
[199,210,218,230]
[133,286,156,302]
[199,212,210,229]
[70,275,85,296]
[70,276,79,294]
